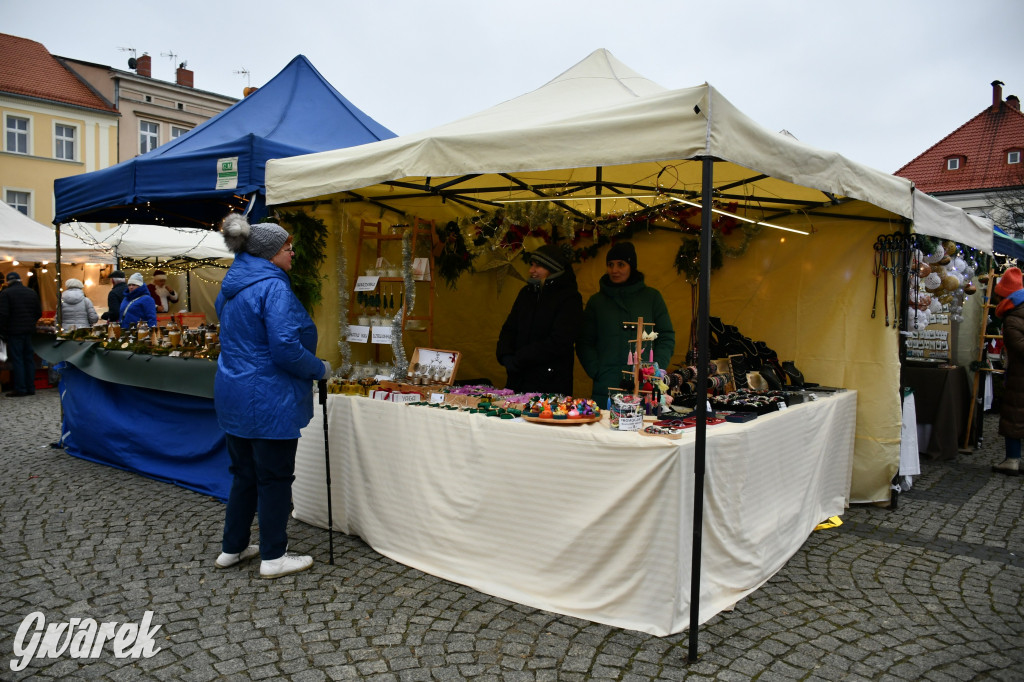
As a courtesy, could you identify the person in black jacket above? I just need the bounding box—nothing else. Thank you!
[496,244,583,396]
[0,272,43,397]
[103,270,127,322]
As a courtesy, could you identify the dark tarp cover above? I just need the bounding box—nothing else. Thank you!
[54,55,394,228]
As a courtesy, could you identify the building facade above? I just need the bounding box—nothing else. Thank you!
[60,52,237,165]
[896,80,1024,233]
[0,33,119,226]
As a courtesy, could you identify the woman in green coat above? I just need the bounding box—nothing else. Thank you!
[577,241,675,407]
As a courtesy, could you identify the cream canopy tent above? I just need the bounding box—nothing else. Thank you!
[265,47,994,649]
[266,47,994,498]
[0,200,114,265]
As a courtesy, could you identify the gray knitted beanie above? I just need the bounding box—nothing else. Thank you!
[221,213,289,260]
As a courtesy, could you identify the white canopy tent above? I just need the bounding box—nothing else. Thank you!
[62,222,233,320]
[0,200,114,265]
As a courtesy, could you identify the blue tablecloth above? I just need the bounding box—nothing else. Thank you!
[59,365,231,501]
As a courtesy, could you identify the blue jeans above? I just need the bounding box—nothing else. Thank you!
[221,434,298,561]
[1006,437,1021,460]
[7,334,35,395]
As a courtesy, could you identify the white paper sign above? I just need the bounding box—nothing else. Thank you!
[354,276,379,292]
[618,414,643,432]
[429,392,446,404]
[391,392,420,403]
[371,325,393,344]
[215,157,239,190]
[346,325,370,343]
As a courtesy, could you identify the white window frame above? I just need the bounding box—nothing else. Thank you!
[946,158,960,171]
[1009,151,1021,165]
[170,125,189,139]
[54,121,78,161]
[5,114,31,155]
[4,188,32,217]
[139,120,159,154]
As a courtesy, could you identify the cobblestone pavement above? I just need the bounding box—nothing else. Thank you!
[2,387,1022,681]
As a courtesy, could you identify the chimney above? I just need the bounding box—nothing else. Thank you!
[136,53,151,78]
[992,80,1005,111]
[176,63,193,88]
[1008,95,1021,112]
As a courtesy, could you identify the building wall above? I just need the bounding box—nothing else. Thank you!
[0,94,117,225]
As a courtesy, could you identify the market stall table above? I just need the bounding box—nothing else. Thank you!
[293,391,856,636]
[33,336,230,501]
[900,364,970,460]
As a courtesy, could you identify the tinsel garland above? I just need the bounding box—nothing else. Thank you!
[336,211,352,378]
[389,228,414,379]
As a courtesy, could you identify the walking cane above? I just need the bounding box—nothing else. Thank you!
[318,379,334,565]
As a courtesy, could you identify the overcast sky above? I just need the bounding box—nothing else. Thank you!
[8,0,1023,174]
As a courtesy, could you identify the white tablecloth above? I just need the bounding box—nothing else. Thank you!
[294,391,856,636]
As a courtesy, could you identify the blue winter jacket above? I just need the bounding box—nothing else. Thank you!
[120,284,158,327]
[214,252,323,439]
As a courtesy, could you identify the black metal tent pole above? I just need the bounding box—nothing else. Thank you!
[688,155,715,662]
[54,225,63,328]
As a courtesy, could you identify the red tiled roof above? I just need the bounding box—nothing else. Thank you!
[895,94,1024,194]
[0,33,117,114]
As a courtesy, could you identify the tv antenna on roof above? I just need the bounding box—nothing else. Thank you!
[118,46,137,69]
[161,50,179,64]
[233,68,251,87]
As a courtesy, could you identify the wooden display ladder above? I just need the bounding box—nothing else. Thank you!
[963,269,1003,450]
[350,217,436,348]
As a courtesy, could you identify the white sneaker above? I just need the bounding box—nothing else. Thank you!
[992,458,1021,476]
[260,553,313,578]
[215,545,260,569]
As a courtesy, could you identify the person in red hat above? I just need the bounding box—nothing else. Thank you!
[992,266,1024,475]
[147,270,179,313]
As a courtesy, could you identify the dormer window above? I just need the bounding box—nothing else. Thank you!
[1009,150,1021,165]
[945,156,964,171]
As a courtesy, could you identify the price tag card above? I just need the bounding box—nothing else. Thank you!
[169,351,182,357]
[429,392,446,404]
[391,392,420,403]
[371,325,393,345]
[347,325,370,343]
[354,276,379,292]
[778,402,788,410]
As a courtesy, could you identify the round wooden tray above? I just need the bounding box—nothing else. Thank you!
[522,414,602,426]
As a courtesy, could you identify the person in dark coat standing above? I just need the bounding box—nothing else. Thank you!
[103,270,127,322]
[496,244,583,396]
[577,241,675,408]
[992,266,1024,475]
[0,271,42,397]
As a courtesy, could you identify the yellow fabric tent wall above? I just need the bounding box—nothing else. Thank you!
[304,201,900,503]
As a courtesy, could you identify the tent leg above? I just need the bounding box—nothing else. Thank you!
[688,156,714,662]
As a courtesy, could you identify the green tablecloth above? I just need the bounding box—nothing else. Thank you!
[33,335,217,399]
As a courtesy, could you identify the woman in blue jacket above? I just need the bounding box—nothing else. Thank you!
[119,273,158,328]
[214,213,331,579]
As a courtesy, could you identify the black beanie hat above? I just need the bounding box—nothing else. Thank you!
[606,241,637,271]
[529,244,571,277]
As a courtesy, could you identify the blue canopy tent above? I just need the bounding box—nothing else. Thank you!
[993,225,1024,260]
[54,55,394,228]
